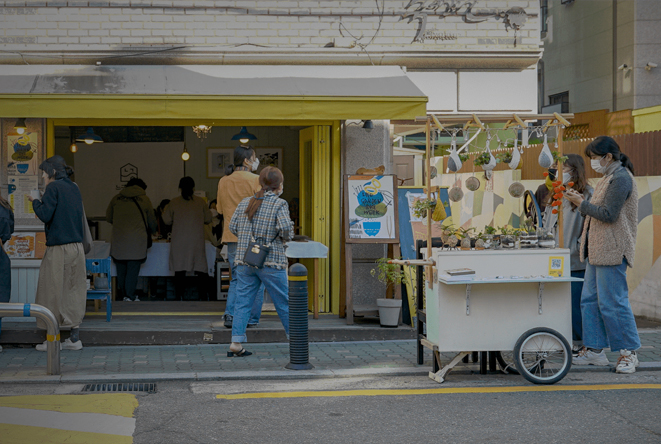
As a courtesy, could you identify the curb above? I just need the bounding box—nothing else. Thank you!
[1,362,660,384]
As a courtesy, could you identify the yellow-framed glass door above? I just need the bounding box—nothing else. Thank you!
[299,125,332,313]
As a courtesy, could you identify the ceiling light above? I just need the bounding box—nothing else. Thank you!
[192,124,212,139]
[75,127,103,145]
[231,126,257,144]
[13,118,27,135]
[181,146,190,161]
[362,120,374,131]
[70,143,78,153]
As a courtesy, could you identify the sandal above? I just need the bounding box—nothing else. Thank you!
[227,348,252,357]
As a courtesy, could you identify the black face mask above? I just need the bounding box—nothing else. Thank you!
[548,168,558,181]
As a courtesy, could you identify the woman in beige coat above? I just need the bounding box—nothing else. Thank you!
[162,177,212,300]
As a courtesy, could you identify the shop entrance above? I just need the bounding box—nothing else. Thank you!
[52,122,339,315]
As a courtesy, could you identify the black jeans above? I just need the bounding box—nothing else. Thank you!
[114,258,145,301]
[174,271,209,301]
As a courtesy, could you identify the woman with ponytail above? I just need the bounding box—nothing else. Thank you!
[0,194,14,353]
[215,145,263,328]
[163,177,213,300]
[565,136,641,374]
[227,166,293,357]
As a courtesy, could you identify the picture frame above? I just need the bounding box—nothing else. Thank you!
[206,147,235,178]
[255,148,283,173]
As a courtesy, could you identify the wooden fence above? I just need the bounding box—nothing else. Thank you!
[441,130,661,181]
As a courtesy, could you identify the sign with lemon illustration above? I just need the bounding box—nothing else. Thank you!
[345,175,399,242]
[7,133,38,175]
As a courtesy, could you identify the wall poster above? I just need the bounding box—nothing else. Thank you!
[345,175,399,242]
[7,175,38,219]
[7,132,39,176]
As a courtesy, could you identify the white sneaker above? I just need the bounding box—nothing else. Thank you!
[123,297,132,302]
[134,297,141,302]
[0,345,3,352]
[572,347,610,366]
[616,349,639,374]
[35,340,61,352]
[61,338,83,350]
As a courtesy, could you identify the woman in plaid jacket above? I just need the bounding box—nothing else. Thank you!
[228,166,293,357]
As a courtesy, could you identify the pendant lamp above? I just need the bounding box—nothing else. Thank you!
[231,126,257,144]
[75,127,104,145]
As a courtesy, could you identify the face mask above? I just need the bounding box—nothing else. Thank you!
[251,158,260,172]
[42,171,49,181]
[276,187,284,197]
[591,156,606,174]
[210,209,218,217]
[562,172,572,185]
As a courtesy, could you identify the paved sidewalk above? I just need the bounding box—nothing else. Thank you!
[1,330,660,384]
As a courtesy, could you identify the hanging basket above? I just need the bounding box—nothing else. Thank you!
[538,134,553,169]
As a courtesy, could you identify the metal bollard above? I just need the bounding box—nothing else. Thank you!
[285,263,314,370]
[0,303,60,375]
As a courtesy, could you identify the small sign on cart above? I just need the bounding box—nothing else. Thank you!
[548,256,564,277]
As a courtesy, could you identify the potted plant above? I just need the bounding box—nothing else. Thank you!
[519,218,538,249]
[370,258,404,328]
[473,151,496,168]
[440,223,458,249]
[499,225,516,249]
[412,198,436,219]
[537,226,556,249]
[457,227,475,250]
[484,225,497,249]
[496,151,513,164]
[474,231,487,250]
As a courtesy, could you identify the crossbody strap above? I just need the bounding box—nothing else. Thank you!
[130,197,149,235]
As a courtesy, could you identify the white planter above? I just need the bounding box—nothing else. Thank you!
[377,298,401,328]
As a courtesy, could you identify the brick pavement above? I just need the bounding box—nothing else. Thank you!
[1,329,660,383]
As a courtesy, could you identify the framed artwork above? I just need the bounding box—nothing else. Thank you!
[207,147,234,178]
[255,148,283,173]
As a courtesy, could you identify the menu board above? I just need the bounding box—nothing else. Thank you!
[7,174,38,219]
[5,232,46,258]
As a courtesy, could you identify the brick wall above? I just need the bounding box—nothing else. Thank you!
[0,1,540,66]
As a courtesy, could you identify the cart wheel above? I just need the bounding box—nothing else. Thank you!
[513,327,571,385]
[495,351,519,375]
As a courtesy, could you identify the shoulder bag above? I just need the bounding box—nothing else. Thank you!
[130,197,152,248]
[242,219,275,269]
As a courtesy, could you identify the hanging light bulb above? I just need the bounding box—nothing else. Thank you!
[231,126,257,144]
[14,118,27,135]
[75,127,103,145]
[181,146,190,161]
[70,143,78,153]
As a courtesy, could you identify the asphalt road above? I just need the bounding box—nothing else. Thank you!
[1,371,661,444]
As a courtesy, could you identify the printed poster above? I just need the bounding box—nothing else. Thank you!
[347,175,397,240]
[7,132,39,176]
[7,175,38,218]
[5,232,46,259]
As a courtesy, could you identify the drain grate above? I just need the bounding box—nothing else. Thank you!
[82,383,157,393]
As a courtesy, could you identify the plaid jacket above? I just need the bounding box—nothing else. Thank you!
[230,191,293,269]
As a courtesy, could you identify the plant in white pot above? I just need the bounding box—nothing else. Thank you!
[370,258,405,328]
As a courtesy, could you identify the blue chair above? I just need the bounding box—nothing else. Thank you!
[86,257,112,322]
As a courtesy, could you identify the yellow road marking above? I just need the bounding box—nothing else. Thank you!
[0,394,138,418]
[0,424,133,444]
[216,384,661,400]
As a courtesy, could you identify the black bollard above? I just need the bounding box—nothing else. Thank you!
[285,263,314,370]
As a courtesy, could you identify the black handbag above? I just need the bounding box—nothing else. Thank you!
[242,220,273,269]
[131,197,152,249]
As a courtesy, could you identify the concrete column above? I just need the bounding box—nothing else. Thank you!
[342,120,392,308]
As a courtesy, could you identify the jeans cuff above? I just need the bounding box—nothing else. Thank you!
[231,334,247,343]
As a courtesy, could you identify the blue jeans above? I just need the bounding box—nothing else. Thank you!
[231,265,289,343]
[571,270,585,342]
[581,259,640,351]
[225,242,263,324]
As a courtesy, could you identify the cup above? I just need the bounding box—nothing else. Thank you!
[30,189,41,200]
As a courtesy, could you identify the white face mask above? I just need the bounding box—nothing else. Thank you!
[276,186,284,197]
[562,172,572,185]
[210,209,218,217]
[590,156,607,174]
[251,158,260,172]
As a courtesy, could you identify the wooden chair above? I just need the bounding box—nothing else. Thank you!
[86,257,112,322]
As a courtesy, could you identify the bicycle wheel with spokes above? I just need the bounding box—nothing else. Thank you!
[514,327,571,385]
[495,351,519,375]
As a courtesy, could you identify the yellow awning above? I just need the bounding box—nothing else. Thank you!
[0,65,427,121]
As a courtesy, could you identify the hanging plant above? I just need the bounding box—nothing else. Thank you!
[473,151,496,166]
[538,133,553,169]
[412,198,436,219]
[509,138,521,169]
[496,152,513,164]
[551,150,568,164]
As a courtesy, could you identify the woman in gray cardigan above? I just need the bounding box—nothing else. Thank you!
[565,136,640,374]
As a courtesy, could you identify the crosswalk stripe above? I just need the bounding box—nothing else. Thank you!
[0,406,136,436]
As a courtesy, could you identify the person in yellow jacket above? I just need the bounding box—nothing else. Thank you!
[216,145,263,328]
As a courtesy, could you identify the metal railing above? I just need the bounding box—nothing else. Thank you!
[0,303,60,375]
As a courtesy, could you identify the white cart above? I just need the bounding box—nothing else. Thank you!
[422,248,582,385]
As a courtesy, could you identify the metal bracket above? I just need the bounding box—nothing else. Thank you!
[466,284,472,316]
[538,282,544,314]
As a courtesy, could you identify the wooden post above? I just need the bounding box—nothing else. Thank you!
[425,118,433,289]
